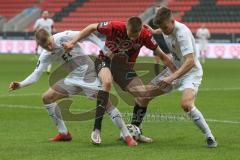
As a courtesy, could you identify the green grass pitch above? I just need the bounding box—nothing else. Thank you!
[0,54,239,160]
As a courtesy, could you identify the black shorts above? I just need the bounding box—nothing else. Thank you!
[95,57,111,74]
[95,54,137,90]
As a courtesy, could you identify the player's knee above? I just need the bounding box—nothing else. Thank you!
[102,80,112,91]
[136,97,150,107]
[180,99,192,112]
[42,92,55,104]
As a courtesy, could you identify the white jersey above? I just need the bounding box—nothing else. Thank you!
[162,21,203,77]
[196,27,210,51]
[33,18,54,34]
[20,31,106,87]
[196,28,210,42]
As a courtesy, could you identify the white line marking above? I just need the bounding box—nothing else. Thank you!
[0,104,41,109]
[0,93,41,97]
[206,119,240,124]
[0,104,239,125]
[0,87,240,98]
[0,104,87,112]
[200,87,240,91]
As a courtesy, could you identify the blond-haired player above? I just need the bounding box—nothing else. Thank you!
[9,29,137,146]
[33,11,54,73]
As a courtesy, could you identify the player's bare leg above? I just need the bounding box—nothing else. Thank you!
[126,77,164,143]
[181,88,217,148]
[91,87,137,146]
[90,63,137,146]
[42,87,72,142]
[91,67,113,144]
[99,67,113,91]
[126,73,174,143]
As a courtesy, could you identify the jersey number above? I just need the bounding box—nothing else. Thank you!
[61,52,72,62]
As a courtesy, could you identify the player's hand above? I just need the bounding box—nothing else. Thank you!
[63,41,74,53]
[106,51,113,59]
[9,81,21,91]
[152,28,162,35]
[158,76,173,89]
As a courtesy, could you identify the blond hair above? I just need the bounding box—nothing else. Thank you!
[35,28,50,46]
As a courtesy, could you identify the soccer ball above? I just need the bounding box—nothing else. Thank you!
[120,124,141,140]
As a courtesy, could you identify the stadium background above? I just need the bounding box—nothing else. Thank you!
[0,0,239,160]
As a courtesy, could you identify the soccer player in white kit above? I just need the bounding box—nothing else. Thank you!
[33,11,54,73]
[134,7,217,148]
[9,29,137,146]
[196,24,210,63]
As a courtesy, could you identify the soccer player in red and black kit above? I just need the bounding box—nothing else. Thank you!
[64,17,177,145]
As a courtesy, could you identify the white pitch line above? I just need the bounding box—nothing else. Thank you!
[0,104,42,109]
[0,93,41,97]
[0,87,240,98]
[200,87,240,91]
[0,103,240,125]
[206,119,240,124]
[0,104,88,112]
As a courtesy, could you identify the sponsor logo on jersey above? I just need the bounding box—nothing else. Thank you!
[151,37,157,45]
[100,22,109,28]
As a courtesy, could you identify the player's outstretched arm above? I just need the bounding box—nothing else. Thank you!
[86,33,110,54]
[154,46,177,73]
[145,24,162,35]
[9,56,50,91]
[63,23,98,52]
[9,69,44,91]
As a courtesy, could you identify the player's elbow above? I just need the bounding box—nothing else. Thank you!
[186,55,195,68]
[102,80,112,91]
[188,58,195,68]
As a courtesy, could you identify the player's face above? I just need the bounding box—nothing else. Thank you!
[42,12,48,19]
[159,19,175,35]
[127,31,141,41]
[127,27,141,41]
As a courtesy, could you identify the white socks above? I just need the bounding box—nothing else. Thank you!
[107,106,130,138]
[188,106,214,139]
[45,103,68,135]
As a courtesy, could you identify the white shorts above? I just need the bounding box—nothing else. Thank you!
[199,41,208,51]
[54,77,102,98]
[151,68,202,93]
